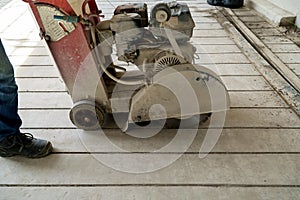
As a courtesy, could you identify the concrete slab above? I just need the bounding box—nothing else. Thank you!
[221,7,300,110]
[10,55,53,66]
[228,91,288,107]
[15,66,60,78]
[276,53,300,64]
[221,76,272,91]
[1,0,299,199]
[27,129,300,153]
[191,37,235,44]
[193,29,229,37]
[1,187,300,200]
[245,21,274,29]
[195,44,242,54]
[196,53,250,64]
[10,47,49,56]
[16,78,66,92]
[287,64,300,75]
[19,110,74,128]
[0,154,299,185]
[238,16,266,22]
[19,92,72,109]
[18,109,300,129]
[251,28,283,36]
[194,23,223,29]
[266,44,300,53]
[206,64,260,75]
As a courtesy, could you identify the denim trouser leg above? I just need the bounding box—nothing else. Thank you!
[0,39,22,140]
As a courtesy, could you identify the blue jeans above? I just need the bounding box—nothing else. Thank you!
[0,39,22,140]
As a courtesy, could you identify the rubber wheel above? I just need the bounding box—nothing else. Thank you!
[69,100,105,130]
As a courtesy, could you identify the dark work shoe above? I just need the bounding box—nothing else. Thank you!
[0,133,52,158]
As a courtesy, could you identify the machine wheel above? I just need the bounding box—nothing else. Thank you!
[69,100,105,130]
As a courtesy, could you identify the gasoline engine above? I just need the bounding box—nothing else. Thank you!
[97,2,196,79]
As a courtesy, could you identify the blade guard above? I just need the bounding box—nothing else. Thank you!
[124,64,230,130]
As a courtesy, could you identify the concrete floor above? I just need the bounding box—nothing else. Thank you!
[0,0,299,199]
[0,0,12,8]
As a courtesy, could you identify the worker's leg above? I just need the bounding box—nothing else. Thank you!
[0,39,22,141]
[0,39,52,158]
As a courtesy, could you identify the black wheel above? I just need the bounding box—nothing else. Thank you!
[69,100,105,130]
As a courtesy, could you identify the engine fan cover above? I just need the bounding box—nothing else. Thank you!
[154,51,186,73]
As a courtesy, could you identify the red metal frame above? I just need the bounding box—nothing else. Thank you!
[23,0,101,94]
